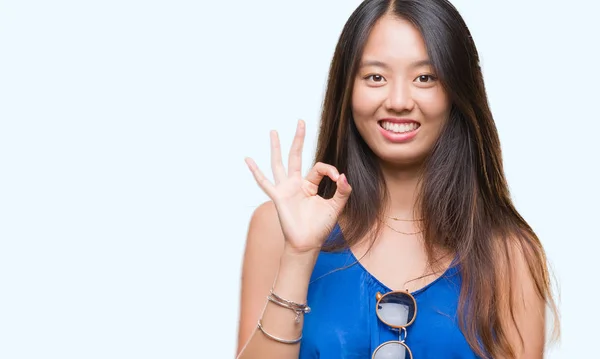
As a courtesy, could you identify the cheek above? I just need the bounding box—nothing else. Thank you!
[352,85,381,118]
[414,89,450,121]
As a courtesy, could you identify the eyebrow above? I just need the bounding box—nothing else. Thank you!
[359,59,431,69]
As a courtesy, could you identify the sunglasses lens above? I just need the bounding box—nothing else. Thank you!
[373,342,410,359]
[376,292,416,327]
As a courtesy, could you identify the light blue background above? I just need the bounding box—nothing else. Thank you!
[1,0,598,358]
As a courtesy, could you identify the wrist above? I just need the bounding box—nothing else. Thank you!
[279,245,320,272]
[282,243,321,260]
[267,245,320,306]
[271,248,319,299]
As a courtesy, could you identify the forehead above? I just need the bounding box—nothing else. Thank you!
[361,15,429,65]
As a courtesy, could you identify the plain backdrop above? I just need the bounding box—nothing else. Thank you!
[1,0,599,358]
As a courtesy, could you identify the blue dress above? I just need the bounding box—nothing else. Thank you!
[299,224,479,358]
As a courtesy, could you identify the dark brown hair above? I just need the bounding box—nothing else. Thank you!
[314,0,559,358]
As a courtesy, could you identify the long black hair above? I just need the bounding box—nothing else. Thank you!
[314,1,559,357]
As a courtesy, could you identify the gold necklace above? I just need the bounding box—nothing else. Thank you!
[381,220,423,235]
[385,215,424,222]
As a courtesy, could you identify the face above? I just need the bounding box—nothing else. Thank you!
[352,15,451,167]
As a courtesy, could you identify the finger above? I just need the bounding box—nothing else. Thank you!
[270,131,286,184]
[244,157,276,198]
[329,173,352,213]
[287,119,306,177]
[305,162,340,188]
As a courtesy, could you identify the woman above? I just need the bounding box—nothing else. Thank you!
[237,0,559,358]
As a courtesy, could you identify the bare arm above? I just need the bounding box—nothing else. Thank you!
[236,201,284,355]
[236,201,318,359]
[236,202,319,358]
[498,240,548,359]
[236,120,351,359]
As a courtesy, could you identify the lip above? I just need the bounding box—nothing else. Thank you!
[378,118,420,125]
[377,118,421,143]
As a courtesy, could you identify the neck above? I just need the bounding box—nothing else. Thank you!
[379,161,424,221]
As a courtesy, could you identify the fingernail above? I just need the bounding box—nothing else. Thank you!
[342,174,348,185]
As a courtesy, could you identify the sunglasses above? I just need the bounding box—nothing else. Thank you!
[372,290,417,359]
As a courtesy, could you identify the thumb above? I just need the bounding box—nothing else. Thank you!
[330,173,352,213]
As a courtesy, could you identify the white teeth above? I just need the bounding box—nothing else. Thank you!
[380,121,420,133]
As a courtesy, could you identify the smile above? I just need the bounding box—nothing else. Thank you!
[377,120,421,143]
[378,120,421,134]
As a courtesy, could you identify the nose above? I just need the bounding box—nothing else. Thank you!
[385,80,415,113]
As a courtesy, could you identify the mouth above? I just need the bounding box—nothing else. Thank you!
[377,119,421,143]
[377,120,421,134]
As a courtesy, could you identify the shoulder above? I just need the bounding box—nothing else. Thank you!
[497,232,547,293]
[242,200,285,282]
[247,200,283,240]
[243,200,286,268]
[494,231,546,304]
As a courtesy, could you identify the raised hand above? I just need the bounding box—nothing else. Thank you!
[244,120,352,255]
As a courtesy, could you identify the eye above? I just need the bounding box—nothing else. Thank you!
[414,74,437,83]
[365,74,386,83]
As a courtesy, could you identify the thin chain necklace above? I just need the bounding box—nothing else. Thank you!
[385,215,424,222]
[381,220,424,235]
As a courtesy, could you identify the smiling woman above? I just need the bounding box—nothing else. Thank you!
[236,1,559,359]
[352,17,450,166]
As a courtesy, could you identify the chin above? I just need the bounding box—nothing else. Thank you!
[373,147,429,168]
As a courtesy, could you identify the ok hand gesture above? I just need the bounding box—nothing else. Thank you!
[245,120,352,255]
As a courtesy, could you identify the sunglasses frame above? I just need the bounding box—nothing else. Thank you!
[375,290,418,328]
[372,290,417,359]
[372,340,413,359]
